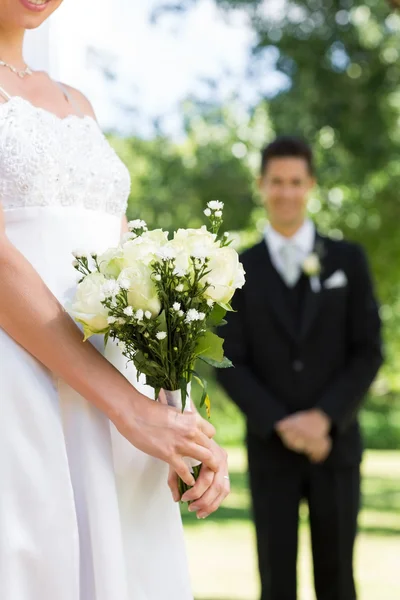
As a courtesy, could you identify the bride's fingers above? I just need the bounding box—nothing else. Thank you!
[172,459,195,487]
[167,468,181,502]
[189,470,230,517]
[196,414,216,439]
[179,442,218,472]
[181,467,214,503]
[197,490,228,519]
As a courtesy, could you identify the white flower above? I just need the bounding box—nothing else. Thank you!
[117,266,161,317]
[178,310,184,317]
[121,232,137,244]
[122,231,168,268]
[173,302,181,311]
[173,266,186,277]
[98,247,124,279]
[72,259,79,268]
[203,247,246,304]
[107,316,118,324]
[118,341,126,352]
[176,284,184,293]
[156,331,167,340]
[157,246,177,261]
[101,279,121,299]
[185,308,203,323]
[302,253,321,277]
[214,210,223,218]
[204,208,212,217]
[154,274,162,281]
[123,306,134,317]
[223,232,230,238]
[207,299,215,307]
[72,248,87,259]
[172,226,219,258]
[128,219,148,231]
[145,310,152,319]
[69,272,109,337]
[135,309,144,321]
[116,318,126,326]
[190,244,210,260]
[207,200,224,211]
[198,312,206,320]
[119,278,131,290]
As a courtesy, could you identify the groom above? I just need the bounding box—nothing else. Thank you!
[217,136,383,600]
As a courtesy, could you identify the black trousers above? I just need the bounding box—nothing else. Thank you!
[248,454,360,600]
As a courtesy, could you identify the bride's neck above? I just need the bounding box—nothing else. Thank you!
[0,29,26,68]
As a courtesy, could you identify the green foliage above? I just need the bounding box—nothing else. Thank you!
[107,0,400,445]
[109,100,271,234]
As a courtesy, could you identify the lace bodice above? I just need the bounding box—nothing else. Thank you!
[0,96,130,217]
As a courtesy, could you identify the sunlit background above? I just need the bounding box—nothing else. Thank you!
[46,1,400,598]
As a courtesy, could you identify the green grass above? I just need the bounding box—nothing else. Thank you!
[183,448,400,600]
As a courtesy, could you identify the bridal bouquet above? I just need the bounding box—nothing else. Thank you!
[70,201,245,495]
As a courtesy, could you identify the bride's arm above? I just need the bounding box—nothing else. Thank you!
[0,204,218,485]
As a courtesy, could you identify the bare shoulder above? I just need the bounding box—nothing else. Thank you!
[61,84,97,120]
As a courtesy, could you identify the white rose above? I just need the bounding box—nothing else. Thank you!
[169,226,220,273]
[97,247,124,278]
[302,253,321,277]
[69,272,109,337]
[172,226,218,255]
[204,247,246,304]
[118,266,161,317]
[122,230,168,268]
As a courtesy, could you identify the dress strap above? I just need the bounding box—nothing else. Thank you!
[0,84,11,102]
[56,81,83,117]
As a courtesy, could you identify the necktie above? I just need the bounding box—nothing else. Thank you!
[279,242,301,287]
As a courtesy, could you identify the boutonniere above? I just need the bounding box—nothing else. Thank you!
[302,251,322,293]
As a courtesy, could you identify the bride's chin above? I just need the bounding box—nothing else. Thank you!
[19,0,62,26]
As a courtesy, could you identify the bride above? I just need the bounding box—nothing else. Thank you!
[0,1,230,599]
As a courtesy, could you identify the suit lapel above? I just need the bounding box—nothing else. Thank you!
[253,242,298,341]
[299,234,326,341]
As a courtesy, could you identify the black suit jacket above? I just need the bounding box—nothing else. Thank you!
[217,234,383,468]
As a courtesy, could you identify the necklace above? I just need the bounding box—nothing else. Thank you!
[0,59,33,79]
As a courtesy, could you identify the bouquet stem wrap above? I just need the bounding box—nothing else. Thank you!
[164,389,202,474]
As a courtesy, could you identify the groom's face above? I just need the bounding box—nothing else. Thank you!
[258,157,315,230]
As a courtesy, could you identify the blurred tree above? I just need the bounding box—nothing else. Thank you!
[149,0,400,399]
[110,98,272,234]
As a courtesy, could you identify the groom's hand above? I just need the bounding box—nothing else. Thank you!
[306,435,332,463]
[277,409,331,444]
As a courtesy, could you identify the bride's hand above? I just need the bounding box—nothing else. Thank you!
[168,440,230,518]
[115,394,217,487]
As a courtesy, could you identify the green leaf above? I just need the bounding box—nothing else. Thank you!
[104,330,110,349]
[179,378,188,411]
[158,310,167,330]
[218,301,234,312]
[199,355,233,369]
[76,319,108,342]
[207,304,227,327]
[192,370,208,407]
[195,330,224,362]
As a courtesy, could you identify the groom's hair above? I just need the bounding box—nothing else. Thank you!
[261,136,315,176]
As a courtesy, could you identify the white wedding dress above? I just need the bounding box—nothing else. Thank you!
[0,89,193,600]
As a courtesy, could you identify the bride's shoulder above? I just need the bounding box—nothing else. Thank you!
[60,83,97,120]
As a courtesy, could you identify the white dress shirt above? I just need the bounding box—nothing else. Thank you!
[264,219,316,285]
